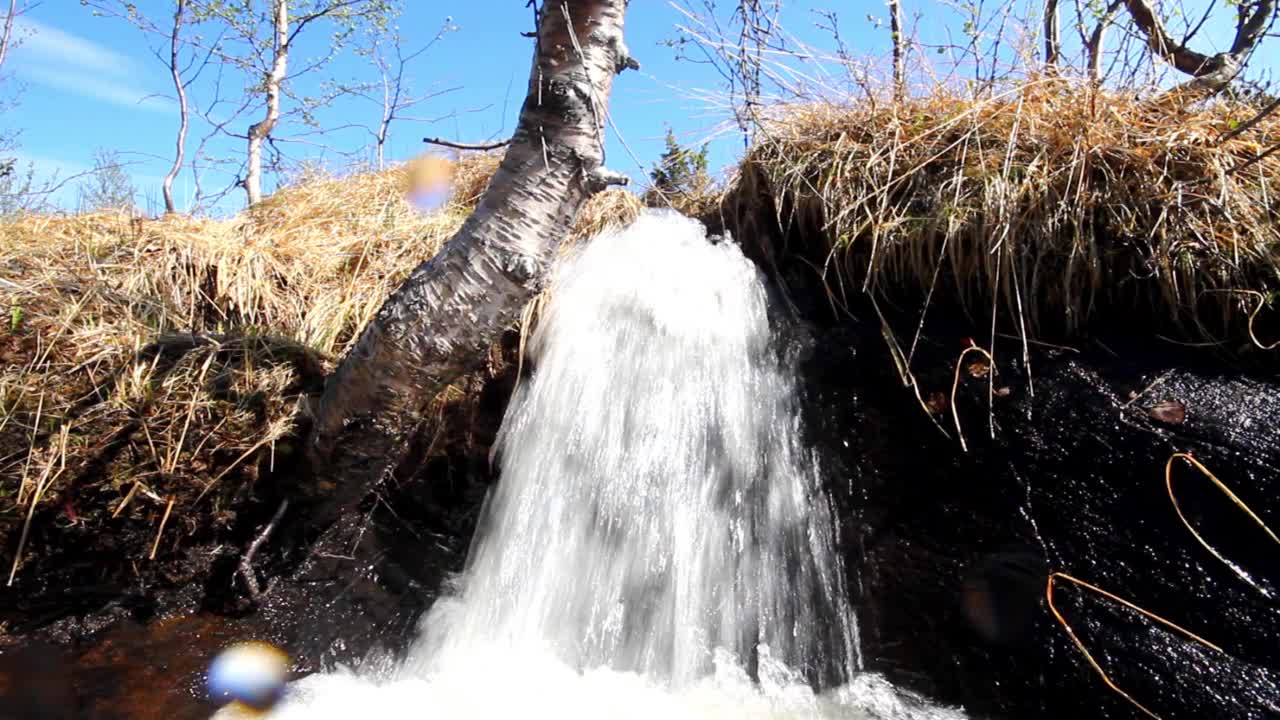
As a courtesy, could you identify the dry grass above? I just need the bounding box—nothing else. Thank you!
[0,152,593,581]
[733,80,1280,341]
[571,188,643,242]
[0,150,645,582]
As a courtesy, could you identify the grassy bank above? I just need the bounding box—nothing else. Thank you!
[0,154,642,588]
[2,79,1277,592]
[729,81,1280,343]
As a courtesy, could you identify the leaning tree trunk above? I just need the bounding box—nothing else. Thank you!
[301,0,635,531]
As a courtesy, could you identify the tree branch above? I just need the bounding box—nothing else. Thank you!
[423,137,511,151]
[163,0,189,214]
[0,0,18,74]
[889,0,906,98]
[286,0,367,47]
[1231,0,1275,55]
[1219,93,1280,144]
[1087,0,1126,82]
[1122,0,1275,90]
[1044,0,1061,66]
[1124,0,1218,74]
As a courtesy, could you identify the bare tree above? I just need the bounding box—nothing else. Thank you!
[163,0,190,214]
[1122,0,1277,91]
[1078,0,1125,83]
[888,0,906,98]
[0,0,39,211]
[1044,0,1061,66]
[0,0,17,74]
[189,0,395,206]
[85,0,237,214]
[0,0,30,156]
[301,0,637,538]
[355,19,461,169]
[78,149,137,211]
[670,1,787,146]
[237,0,290,206]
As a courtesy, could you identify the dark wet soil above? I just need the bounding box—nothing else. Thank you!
[0,344,511,719]
[797,316,1280,719]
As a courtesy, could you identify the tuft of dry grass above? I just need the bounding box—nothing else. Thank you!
[733,80,1280,342]
[0,153,544,581]
[571,188,643,243]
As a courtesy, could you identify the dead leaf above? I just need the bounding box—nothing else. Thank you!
[1147,399,1186,425]
[967,360,991,378]
[925,391,949,414]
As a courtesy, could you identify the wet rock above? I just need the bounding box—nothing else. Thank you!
[800,321,1280,719]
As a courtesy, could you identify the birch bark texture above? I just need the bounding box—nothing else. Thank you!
[162,0,189,215]
[244,0,289,206]
[303,0,635,527]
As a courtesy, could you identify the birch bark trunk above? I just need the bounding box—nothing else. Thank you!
[245,0,288,206]
[301,0,635,531]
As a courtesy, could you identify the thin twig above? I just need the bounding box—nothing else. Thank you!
[1165,453,1278,598]
[1225,140,1280,177]
[1121,370,1174,408]
[1217,94,1280,145]
[950,343,994,452]
[149,497,176,560]
[238,499,289,601]
[870,295,952,440]
[112,481,142,519]
[423,136,511,151]
[1046,571,1225,720]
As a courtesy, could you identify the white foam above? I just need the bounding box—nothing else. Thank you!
[243,647,965,720]
[231,211,967,720]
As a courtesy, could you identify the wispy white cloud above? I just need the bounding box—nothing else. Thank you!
[12,18,169,112]
[17,18,137,75]
[23,65,170,112]
[10,150,88,180]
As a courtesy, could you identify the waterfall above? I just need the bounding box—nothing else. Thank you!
[241,211,966,720]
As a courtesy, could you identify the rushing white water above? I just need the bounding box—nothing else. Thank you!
[232,211,967,719]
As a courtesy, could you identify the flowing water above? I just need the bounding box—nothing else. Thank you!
[235,211,966,719]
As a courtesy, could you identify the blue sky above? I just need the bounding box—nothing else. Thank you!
[2,1,1275,214]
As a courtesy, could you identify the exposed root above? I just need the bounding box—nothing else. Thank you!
[1165,453,1279,598]
[870,295,951,440]
[237,499,289,603]
[148,497,175,561]
[1046,571,1225,720]
[6,427,68,586]
[1237,289,1279,350]
[950,343,995,452]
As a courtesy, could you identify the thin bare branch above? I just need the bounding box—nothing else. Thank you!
[889,0,906,98]
[1045,0,1061,66]
[423,136,511,151]
[163,0,189,214]
[0,0,18,74]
